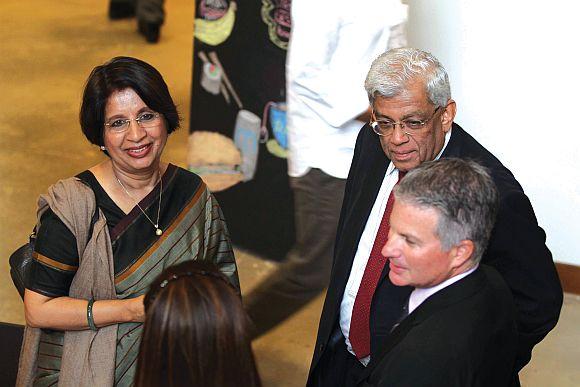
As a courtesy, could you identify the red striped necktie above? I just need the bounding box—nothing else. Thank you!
[349,170,406,359]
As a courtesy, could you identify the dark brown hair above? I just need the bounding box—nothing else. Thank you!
[135,260,261,387]
[79,56,180,147]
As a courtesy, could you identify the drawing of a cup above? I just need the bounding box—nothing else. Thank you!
[233,110,261,181]
[269,102,287,149]
[200,62,222,95]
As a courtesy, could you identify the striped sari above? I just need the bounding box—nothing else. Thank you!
[31,165,238,386]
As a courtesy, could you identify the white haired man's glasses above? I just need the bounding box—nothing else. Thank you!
[370,106,441,136]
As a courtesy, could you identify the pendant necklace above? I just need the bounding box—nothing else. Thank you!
[116,172,163,236]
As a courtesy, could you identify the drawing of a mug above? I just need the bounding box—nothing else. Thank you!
[269,102,287,149]
[233,109,261,181]
[261,101,287,149]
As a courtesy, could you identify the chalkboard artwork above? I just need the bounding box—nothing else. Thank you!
[190,0,295,259]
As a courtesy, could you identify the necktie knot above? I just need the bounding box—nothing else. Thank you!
[398,170,407,182]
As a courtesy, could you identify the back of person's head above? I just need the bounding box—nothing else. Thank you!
[394,158,499,265]
[365,47,451,107]
[135,260,261,387]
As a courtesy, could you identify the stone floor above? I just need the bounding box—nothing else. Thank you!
[0,1,578,386]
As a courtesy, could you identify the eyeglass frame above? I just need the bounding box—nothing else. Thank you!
[103,111,163,133]
[370,106,442,137]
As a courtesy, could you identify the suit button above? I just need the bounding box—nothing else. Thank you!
[319,344,325,352]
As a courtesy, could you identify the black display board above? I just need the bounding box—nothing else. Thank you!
[190,0,293,260]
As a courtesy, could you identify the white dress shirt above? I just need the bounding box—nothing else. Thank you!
[340,129,452,365]
[286,0,407,179]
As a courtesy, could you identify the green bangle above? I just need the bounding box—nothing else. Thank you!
[87,298,97,331]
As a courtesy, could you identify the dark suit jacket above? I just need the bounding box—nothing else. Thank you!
[358,265,517,387]
[307,123,562,386]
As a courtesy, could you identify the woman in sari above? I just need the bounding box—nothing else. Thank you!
[18,56,239,387]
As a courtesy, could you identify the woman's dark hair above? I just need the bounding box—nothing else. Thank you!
[135,260,261,387]
[79,56,180,147]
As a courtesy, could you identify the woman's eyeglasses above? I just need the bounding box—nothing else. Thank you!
[104,112,162,133]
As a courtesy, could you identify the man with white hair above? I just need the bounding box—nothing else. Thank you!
[307,48,562,387]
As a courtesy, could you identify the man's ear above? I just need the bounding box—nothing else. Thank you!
[449,239,474,270]
[441,99,457,133]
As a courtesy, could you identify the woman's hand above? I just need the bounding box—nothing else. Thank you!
[24,289,146,330]
[126,295,146,323]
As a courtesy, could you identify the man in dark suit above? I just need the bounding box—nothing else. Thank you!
[359,158,518,386]
[307,48,562,387]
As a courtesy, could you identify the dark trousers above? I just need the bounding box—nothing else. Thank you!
[245,168,346,338]
[309,323,365,387]
[110,0,165,24]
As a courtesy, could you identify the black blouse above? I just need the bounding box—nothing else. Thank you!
[26,166,176,298]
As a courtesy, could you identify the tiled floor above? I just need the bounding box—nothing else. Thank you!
[0,1,578,386]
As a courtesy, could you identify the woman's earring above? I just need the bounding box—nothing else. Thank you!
[100,145,106,151]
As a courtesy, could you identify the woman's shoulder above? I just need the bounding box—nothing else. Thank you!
[48,170,100,203]
[42,173,96,205]
[40,171,95,200]
[164,165,212,213]
[170,164,207,190]
[76,169,94,183]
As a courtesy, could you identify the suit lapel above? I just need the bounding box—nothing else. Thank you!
[357,307,421,384]
[440,123,464,158]
[329,127,390,315]
[357,268,487,385]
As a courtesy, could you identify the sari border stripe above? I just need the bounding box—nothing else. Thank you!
[117,333,141,365]
[122,193,211,292]
[114,183,206,284]
[33,252,77,272]
[37,366,60,372]
[116,323,143,344]
[118,187,213,291]
[115,335,142,382]
[168,234,205,267]
[133,231,204,294]
[38,353,62,359]
[39,340,63,347]
[117,198,205,290]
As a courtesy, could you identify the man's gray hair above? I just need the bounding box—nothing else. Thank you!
[394,158,499,265]
[365,48,451,107]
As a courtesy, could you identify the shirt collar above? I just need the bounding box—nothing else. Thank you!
[408,263,478,315]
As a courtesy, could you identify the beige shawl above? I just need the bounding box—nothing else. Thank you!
[17,177,118,387]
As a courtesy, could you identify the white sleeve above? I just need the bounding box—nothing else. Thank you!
[291,1,407,128]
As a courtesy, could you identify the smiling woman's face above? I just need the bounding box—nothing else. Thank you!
[103,88,168,175]
[373,80,452,172]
